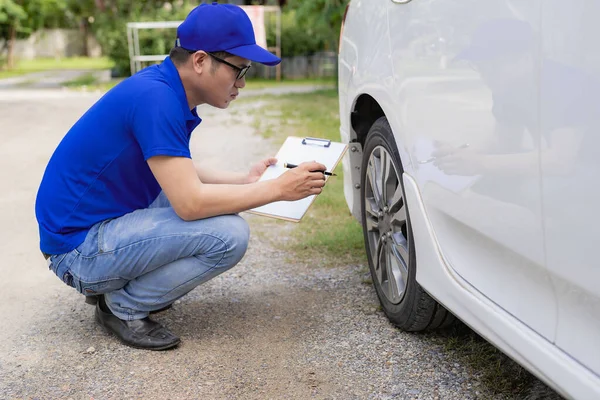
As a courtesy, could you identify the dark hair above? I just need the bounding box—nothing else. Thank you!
[208,51,234,73]
[169,47,192,65]
[169,47,234,73]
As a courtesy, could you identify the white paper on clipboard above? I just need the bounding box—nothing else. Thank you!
[247,136,348,222]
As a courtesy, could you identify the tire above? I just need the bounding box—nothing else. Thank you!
[360,117,455,331]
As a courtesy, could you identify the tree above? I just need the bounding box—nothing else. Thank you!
[0,0,71,69]
[64,0,97,56]
[286,0,347,53]
[0,0,26,69]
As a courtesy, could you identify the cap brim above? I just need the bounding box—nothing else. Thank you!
[226,44,281,66]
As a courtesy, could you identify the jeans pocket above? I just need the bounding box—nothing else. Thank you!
[51,251,78,290]
[62,271,75,288]
[48,253,67,274]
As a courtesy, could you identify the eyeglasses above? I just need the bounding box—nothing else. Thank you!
[208,52,251,80]
[184,49,251,80]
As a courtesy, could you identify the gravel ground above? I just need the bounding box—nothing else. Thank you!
[0,88,562,399]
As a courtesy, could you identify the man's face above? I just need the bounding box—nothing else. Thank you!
[203,54,250,109]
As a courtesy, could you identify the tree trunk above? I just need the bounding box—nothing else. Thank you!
[81,19,90,57]
[7,24,16,70]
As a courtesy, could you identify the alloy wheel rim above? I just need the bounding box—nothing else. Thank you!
[364,145,410,305]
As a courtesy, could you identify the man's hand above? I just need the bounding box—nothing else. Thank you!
[246,157,278,183]
[276,161,327,201]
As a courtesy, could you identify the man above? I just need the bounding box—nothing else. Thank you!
[35,3,327,351]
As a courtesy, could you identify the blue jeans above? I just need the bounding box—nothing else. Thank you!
[48,192,249,320]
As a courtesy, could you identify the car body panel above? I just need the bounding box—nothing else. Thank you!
[385,0,556,339]
[403,173,600,399]
[339,0,394,219]
[539,0,600,375]
[338,0,600,397]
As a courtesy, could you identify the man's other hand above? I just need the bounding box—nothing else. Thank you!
[276,161,327,201]
[246,157,278,183]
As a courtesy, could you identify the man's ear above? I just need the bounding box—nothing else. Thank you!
[192,51,209,74]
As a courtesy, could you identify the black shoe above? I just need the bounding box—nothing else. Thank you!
[95,296,180,350]
[85,295,173,313]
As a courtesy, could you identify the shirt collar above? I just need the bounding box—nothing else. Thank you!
[160,57,201,122]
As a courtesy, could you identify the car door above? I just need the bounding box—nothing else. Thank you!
[386,0,557,339]
[539,0,600,374]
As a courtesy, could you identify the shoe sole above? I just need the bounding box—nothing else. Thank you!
[95,311,180,351]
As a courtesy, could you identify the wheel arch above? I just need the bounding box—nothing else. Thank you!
[350,93,411,172]
[351,94,385,147]
[343,94,387,220]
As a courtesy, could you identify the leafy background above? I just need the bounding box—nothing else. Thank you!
[0,0,348,75]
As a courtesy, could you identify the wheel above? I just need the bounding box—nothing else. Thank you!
[360,117,455,331]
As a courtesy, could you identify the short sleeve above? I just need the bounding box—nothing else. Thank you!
[130,85,191,160]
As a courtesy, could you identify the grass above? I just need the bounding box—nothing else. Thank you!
[249,89,366,267]
[64,77,126,92]
[0,57,114,79]
[15,56,114,70]
[62,73,98,88]
[427,323,559,398]
[244,77,336,90]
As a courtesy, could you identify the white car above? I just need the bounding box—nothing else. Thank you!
[338,0,600,398]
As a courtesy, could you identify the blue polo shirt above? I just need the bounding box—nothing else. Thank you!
[35,57,201,254]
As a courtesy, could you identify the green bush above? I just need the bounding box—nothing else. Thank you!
[283,0,347,54]
[266,10,325,57]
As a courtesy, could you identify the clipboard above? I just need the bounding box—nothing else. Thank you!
[247,136,348,222]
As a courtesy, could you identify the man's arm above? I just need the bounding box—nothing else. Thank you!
[148,156,326,221]
[195,163,248,184]
[194,157,278,185]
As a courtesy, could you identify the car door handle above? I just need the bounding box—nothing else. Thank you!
[391,0,413,3]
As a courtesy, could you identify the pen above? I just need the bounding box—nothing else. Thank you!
[418,143,470,164]
[283,162,337,176]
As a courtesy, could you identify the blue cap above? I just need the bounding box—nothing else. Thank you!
[176,2,281,66]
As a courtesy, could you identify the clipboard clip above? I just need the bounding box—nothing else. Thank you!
[302,137,331,148]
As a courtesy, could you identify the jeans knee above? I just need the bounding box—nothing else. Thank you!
[226,215,250,265]
[190,215,249,270]
[231,215,250,263]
